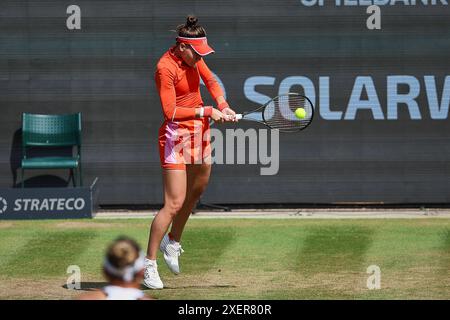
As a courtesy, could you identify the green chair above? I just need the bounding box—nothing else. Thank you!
[21,113,83,188]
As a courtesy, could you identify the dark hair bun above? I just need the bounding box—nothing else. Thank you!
[176,15,205,38]
[186,15,198,28]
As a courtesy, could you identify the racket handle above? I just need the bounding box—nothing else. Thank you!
[235,114,243,120]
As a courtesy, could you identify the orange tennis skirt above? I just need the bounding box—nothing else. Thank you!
[158,118,211,170]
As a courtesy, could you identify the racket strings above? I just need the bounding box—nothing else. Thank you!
[263,95,313,131]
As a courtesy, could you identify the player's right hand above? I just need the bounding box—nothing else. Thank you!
[222,107,238,122]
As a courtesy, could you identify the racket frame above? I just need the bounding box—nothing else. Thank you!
[235,92,314,132]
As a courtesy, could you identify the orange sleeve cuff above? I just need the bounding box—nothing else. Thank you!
[218,101,229,111]
[203,107,213,117]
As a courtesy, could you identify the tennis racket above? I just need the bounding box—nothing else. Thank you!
[233,92,314,133]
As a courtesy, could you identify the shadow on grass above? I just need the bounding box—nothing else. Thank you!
[62,282,237,291]
[294,225,375,275]
[62,282,108,291]
[148,284,236,290]
[6,231,97,277]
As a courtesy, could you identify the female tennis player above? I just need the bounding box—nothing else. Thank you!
[77,236,152,300]
[144,15,236,289]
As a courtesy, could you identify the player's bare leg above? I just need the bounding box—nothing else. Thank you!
[159,164,211,274]
[171,163,211,241]
[144,169,186,289]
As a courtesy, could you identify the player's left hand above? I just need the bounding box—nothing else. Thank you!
[222,107,238,122]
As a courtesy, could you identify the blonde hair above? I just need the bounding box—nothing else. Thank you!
[106,237,139,268]
[103,236,143,282]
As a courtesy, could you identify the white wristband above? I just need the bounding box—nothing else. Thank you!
[199,107,204,117]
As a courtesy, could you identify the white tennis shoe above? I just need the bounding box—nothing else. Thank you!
[143,259,163,289]
[160,234,184,275]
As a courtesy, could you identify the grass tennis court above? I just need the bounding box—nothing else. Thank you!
[0,218,448,300]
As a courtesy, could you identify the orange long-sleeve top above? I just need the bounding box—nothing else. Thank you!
[155,47,224,121]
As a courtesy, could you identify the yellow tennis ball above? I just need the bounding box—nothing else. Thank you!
[295,108,306,119]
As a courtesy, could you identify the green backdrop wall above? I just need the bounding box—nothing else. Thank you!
[1,1,449,204]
